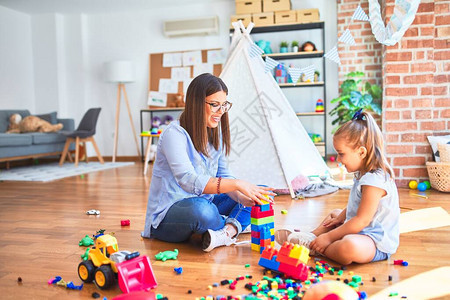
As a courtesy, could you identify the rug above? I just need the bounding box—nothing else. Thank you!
[0,162,134,182]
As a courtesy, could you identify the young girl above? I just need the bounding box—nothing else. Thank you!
[142,73,274,252]
[276,110,399,265]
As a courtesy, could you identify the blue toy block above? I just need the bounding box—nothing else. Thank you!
[260,203,271,212]
[258,257,280,270]
[251,237,261,245]
[251,223,274,232]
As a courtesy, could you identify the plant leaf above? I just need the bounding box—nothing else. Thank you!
[369,84,382,100]
[341,80,357,95]
[331,94,350,103]
[370,103,382,115]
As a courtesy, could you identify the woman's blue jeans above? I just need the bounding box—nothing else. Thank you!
[150,194,251,243]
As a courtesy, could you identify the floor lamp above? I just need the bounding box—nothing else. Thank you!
[105,60,141,162]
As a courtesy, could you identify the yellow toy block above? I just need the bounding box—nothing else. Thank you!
[289,244,310,264]
[251,243,261,252]
[271,241,275,247]
[270,228,274,235]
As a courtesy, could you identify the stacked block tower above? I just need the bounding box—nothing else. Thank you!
[258,242,310,281]
[251,196,275,253]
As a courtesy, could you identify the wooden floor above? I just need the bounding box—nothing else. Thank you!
[0,162,449,299]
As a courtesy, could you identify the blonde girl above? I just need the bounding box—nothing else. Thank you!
[277,109,399,265]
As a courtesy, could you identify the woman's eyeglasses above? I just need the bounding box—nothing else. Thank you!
[205,101,233,113]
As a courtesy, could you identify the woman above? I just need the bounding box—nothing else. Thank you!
[142,73,274,252]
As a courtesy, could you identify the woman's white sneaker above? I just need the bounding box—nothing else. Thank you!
[202,228,236,252]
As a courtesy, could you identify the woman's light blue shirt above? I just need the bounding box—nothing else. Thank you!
[142,120,234,238]
[346,169,400,254]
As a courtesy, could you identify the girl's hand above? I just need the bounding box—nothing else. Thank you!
[322,213,345,228]
[235,180,275,205]
[310,233,333,254]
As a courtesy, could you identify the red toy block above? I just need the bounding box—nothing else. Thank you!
[121,219,130,226]
[278,262,308,281]
[251,231,260,238]
[261,246,278,260]
[276,253,301,267]
[278,242,294,256]
[260,238,272,247]
[251,206,274,218]
[394,260,404,265]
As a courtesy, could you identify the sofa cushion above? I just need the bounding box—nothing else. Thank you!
[0,110,31,133]
[34,111,57,124]
[0,133,32,146]
[30,132,67,145]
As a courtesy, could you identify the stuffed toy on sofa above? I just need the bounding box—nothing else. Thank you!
[6,113,63,134]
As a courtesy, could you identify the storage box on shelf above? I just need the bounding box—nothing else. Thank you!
[231,14,252,27]
[263,0,291,12]
[297,8,320,23]
[252,12,275,26]
[236,0,262,15]
[275,10,296,24]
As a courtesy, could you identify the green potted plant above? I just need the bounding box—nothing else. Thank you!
[329,71,382,132]
[280,41,289,53]
[291,41,299,52]
[314,70,320,82]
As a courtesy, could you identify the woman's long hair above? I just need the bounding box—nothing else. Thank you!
[179,73,231,156]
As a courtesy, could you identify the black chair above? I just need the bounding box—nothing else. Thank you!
[59,108,104,167]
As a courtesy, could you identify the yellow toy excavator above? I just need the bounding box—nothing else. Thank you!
[78,234,156,292]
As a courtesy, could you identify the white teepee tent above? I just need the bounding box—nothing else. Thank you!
[220,22,329,198]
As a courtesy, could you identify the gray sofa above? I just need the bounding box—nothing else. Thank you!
[0,109,75,163]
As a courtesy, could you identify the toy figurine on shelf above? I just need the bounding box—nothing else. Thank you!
[256,40,273,54]
[315,99,324,113]
[150,117,161,135]
[314,70,320,82]
[300,41,317,52]
[308,133,323,143]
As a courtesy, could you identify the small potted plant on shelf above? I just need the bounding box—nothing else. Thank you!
[329,71,382,132]
[280,41,289,53]
[291,41,299,52]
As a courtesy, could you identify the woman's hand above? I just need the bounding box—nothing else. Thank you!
[235,180,275,205]
[310,233,333,254]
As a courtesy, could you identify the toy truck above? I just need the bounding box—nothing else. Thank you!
[78,234,156,292]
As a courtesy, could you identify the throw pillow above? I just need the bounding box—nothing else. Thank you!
[427,135,450,162]
[34,111,57,124]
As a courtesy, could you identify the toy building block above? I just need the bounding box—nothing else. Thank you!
[251,216,275,225]
[261,246,278,260]
[259,257,280,270]
[278,242,294,256]
[289,244,310,264]
[251,244,261,252]
[278,262,308,281]
[276,253,302,267]
[251,206,274,219]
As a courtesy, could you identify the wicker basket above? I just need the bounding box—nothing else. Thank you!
[426,162,450,192]
[438,143,450,163]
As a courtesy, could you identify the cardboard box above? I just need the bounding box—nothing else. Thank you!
[231,14,252,28]
[275,10,296,24]
[252,12,274,26]
[263,0,291,12]
[297,8,320,23]
[236,0,262,15]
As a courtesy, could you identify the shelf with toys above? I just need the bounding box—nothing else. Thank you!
[250,22,327,158]
[262,50,323,60]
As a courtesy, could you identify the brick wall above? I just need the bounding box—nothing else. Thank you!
[337,0,382,87]
[383,0,450,187]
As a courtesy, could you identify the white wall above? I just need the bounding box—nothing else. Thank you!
[0,0,338,156]
[0,6,34,110]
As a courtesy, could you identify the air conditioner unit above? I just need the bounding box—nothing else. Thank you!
[163,16,219,37]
